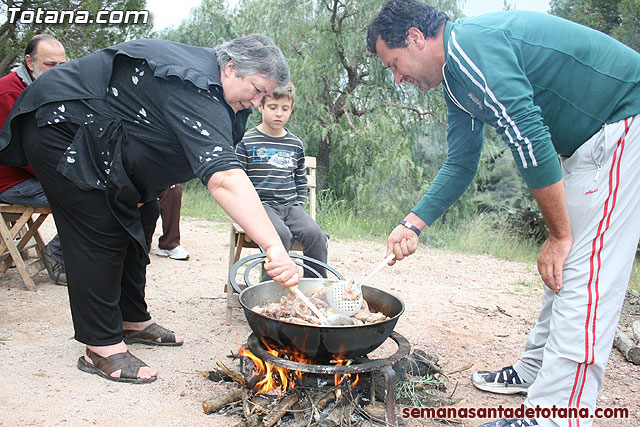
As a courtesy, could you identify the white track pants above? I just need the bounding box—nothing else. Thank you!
[512,116,640,427]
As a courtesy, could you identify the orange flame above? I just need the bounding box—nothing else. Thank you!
[239,343,359,396]
[332,358,359,398]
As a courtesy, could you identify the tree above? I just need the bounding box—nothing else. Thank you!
[163,0,521,222]
[1,0,152,75]
[156,0,234,48]
[229,0,466,219]
[550,0,640,52]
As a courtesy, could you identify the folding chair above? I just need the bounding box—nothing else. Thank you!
[226,156,318,322]
[0,204,52,290]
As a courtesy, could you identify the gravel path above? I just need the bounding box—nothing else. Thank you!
[0,216,637,426]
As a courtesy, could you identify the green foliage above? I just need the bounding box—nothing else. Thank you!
[158,0,507,229]
[1,0,152,74]
[501,198,549,245]
[550,0,640,52]
[630,260,640,293]
[180,182,541,266]
[165,0,547,245]
[155,0,234,47]
[611,0,640,52]
[314,189,398,241]
[425,212,540,264]
[180,179,229,221]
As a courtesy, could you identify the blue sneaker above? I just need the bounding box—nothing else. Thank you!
[471,365,530,395]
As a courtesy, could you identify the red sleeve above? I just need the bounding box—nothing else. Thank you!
[0,86,23,126]
[0,74,35,184]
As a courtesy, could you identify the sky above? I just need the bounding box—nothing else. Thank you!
[146,0,551,31]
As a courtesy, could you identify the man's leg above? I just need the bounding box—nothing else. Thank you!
[0,177,66,281]
[525,117,640,427]
[0,177,50,207]
[285,204,328,278]
[157,185,181,247]
[472,289,552,395]
[511,288,555,383]
[156,184,189,260]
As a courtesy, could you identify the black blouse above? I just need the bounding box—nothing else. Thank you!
[0,39,251,258]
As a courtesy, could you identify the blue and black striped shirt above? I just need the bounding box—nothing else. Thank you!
[236,127,307,206]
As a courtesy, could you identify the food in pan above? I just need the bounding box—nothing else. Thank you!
[251,286,389,326]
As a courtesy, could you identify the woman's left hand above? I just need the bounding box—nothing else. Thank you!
[263,245,300,288]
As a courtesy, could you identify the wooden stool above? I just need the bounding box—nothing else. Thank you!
[0,204,52,290]
[226,156,317,322]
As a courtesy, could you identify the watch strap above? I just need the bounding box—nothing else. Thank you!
[400,220,421,237]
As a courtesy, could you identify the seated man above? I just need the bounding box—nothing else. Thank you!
[236,82,328,278]
[0,34,67,284]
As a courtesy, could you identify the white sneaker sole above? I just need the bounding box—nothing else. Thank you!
[155,249,189,260]
[471,372,530,395]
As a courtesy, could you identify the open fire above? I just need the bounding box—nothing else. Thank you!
[201,333,457,427]
[238,340,359,397]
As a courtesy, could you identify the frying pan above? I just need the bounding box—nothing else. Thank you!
[230,253,405,361]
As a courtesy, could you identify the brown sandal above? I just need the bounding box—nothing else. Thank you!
[122,323,183,346]
[77,349,157,384]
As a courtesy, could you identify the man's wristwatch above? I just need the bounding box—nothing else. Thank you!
[399,220,421,237]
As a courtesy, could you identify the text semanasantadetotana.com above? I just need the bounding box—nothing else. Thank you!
[7,8,149,25]
[402,404,629,420]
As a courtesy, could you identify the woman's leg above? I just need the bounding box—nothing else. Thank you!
[20,113,157,379]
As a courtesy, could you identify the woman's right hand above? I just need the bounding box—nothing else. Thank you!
[263,245,300,288]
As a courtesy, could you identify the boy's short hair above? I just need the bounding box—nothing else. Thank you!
[262,81,295,106]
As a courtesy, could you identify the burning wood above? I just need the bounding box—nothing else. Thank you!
[239,343,308,396]
[262,392,299,427]
[202,388,243,414]
[217,358,246,386]
[322,393,360,426]
[202,341,459,427]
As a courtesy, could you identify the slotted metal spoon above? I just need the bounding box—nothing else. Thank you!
[265,258,352,326]
[327,253,395,316]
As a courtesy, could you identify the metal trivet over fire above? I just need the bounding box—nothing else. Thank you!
[247,331,411,427]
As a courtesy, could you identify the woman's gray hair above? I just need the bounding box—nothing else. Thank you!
[215,34,290,86]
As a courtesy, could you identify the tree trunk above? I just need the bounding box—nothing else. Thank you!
[316,133,331,191]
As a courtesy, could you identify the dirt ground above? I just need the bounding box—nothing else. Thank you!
[0,216,638,426]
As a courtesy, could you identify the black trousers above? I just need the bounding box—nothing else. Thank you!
[20,112,160,346]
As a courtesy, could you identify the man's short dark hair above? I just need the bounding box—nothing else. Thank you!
[367,0,449,54]
[24,33,59,58]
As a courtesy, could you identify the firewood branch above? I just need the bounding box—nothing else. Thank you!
[202,388,243,414]
[262,391,299,427]
[632,320,640,343]
[614,327,640,365]
[216,358,246,387]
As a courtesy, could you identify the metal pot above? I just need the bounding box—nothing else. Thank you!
[230,253,405,361]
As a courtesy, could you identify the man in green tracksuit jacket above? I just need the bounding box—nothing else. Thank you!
[367,1,640,426]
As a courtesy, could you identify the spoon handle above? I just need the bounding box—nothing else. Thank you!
[264,257,329,324]
[291,285,328,323]
[357,253,396,290]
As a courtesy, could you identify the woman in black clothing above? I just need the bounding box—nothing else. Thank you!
[0,35,300,384]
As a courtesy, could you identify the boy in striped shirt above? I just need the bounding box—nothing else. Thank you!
[236,82,328,278]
